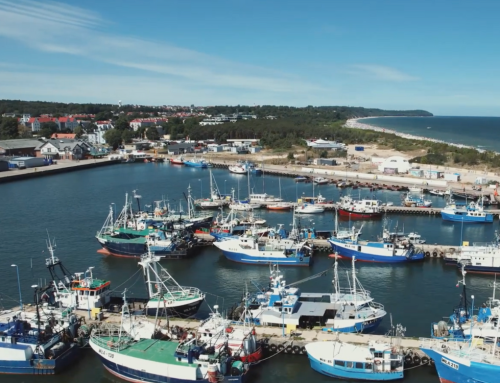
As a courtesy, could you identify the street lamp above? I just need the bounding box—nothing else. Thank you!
[11,264,22,310]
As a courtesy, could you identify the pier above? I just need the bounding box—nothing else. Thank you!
[58,305,431,367]
[0,158,121,184]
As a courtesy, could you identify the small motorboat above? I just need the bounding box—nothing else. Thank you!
[294,176,308,182]
[313,177,329,185]
[169,156,184,165]
[295,203,325,214]
[267,202,292,211]
[429,189,445,196]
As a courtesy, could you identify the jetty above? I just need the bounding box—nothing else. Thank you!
[0,158,121,184]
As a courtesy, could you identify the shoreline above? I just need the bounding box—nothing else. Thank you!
[345,117,493,154]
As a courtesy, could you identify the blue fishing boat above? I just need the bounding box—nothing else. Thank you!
[230,259,386,332]
[213,234,312,266]
[0,286,80,374]
[328,226,425,263]
[431,267,499,342]
[306,339,404,380]
[441,198,493,223]
[420,335,500,383]
[184,157,211,168]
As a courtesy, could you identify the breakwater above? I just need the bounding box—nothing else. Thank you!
[0,158,121,184]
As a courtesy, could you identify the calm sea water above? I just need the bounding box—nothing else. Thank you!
[0,163,498,383]
[361,116,500,151]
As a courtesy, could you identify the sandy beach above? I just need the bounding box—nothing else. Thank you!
[344,117,488,153]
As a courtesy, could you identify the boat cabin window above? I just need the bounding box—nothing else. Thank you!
[334,360,345,367]
[365,363,372,369]
[355,362,364,369]
[346,362,353,368]
[374,352,383,358]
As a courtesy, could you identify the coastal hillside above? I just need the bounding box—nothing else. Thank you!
[0,99,432,119]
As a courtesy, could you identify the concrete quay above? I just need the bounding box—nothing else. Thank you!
[72,306,430,366]
[0,158,121,183]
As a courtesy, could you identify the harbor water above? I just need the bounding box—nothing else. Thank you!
[0,163,498,383]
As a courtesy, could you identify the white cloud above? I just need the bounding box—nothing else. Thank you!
[0,0,326,99]
[350,64,419,82]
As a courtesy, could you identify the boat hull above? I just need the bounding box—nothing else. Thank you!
[420,347,500,383]
[0,343,80,375]
[96,237,189,259]
[97,355,244,383]
[441,212,493,223]
[220,249,311,266]
[307,354,403,381]
[338,208,382,219]
[145,298,204,318]
[328,241,425,263]
[462,265,500,273]
[184,161,208,168]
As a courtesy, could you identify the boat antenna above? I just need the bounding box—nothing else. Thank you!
[132,189,142,212]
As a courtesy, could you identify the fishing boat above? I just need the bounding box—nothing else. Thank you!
[89,295,248,383]
[195,169,230,209]
[337,196,383,219]
[213,234,312,266]
[228,164,247,174]
[184,157,211,168]
[229,201,261,211]
[313,176,329,185]
[420,334,500,383]
[139,246,205,317]
[96,202,194,259]
[230,260,385,332]
[328,225,425,263]
[295,203,325,214]
[458,244,500,273]
[248,193,282,203]
[197,305,263,363]
[306,332,404,381]
[169,156,185,165]
[0,286,81,374]
[403,193,432,208]
[295,176,308,182]
[441,198,493,223]
[406,232,426,245]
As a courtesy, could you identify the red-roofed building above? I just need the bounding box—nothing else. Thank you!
[130,118,168,131]
[57,117,78,131]
[51,133,76,139]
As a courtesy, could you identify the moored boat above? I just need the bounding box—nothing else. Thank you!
[295,203,325,214]
[306,339,404,380]
[139,247,205,317]
[169,156,185,165]
[441,198,493,223]
[213,234,312,266]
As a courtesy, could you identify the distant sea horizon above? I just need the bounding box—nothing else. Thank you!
[359,116,500,152]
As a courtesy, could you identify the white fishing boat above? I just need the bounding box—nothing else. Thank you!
[429,189,446,196]
[195,169,230,209]
[138,246,205,317]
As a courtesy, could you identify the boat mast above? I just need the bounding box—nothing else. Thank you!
[352,256,357,309]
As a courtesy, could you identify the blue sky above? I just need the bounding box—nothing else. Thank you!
[0,0,499,116]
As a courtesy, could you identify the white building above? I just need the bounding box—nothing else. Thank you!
[305,139,345,150]
[377,156,412,173]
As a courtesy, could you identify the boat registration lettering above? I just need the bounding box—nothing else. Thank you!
[99,348,114,359]
[441,357,458,370]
